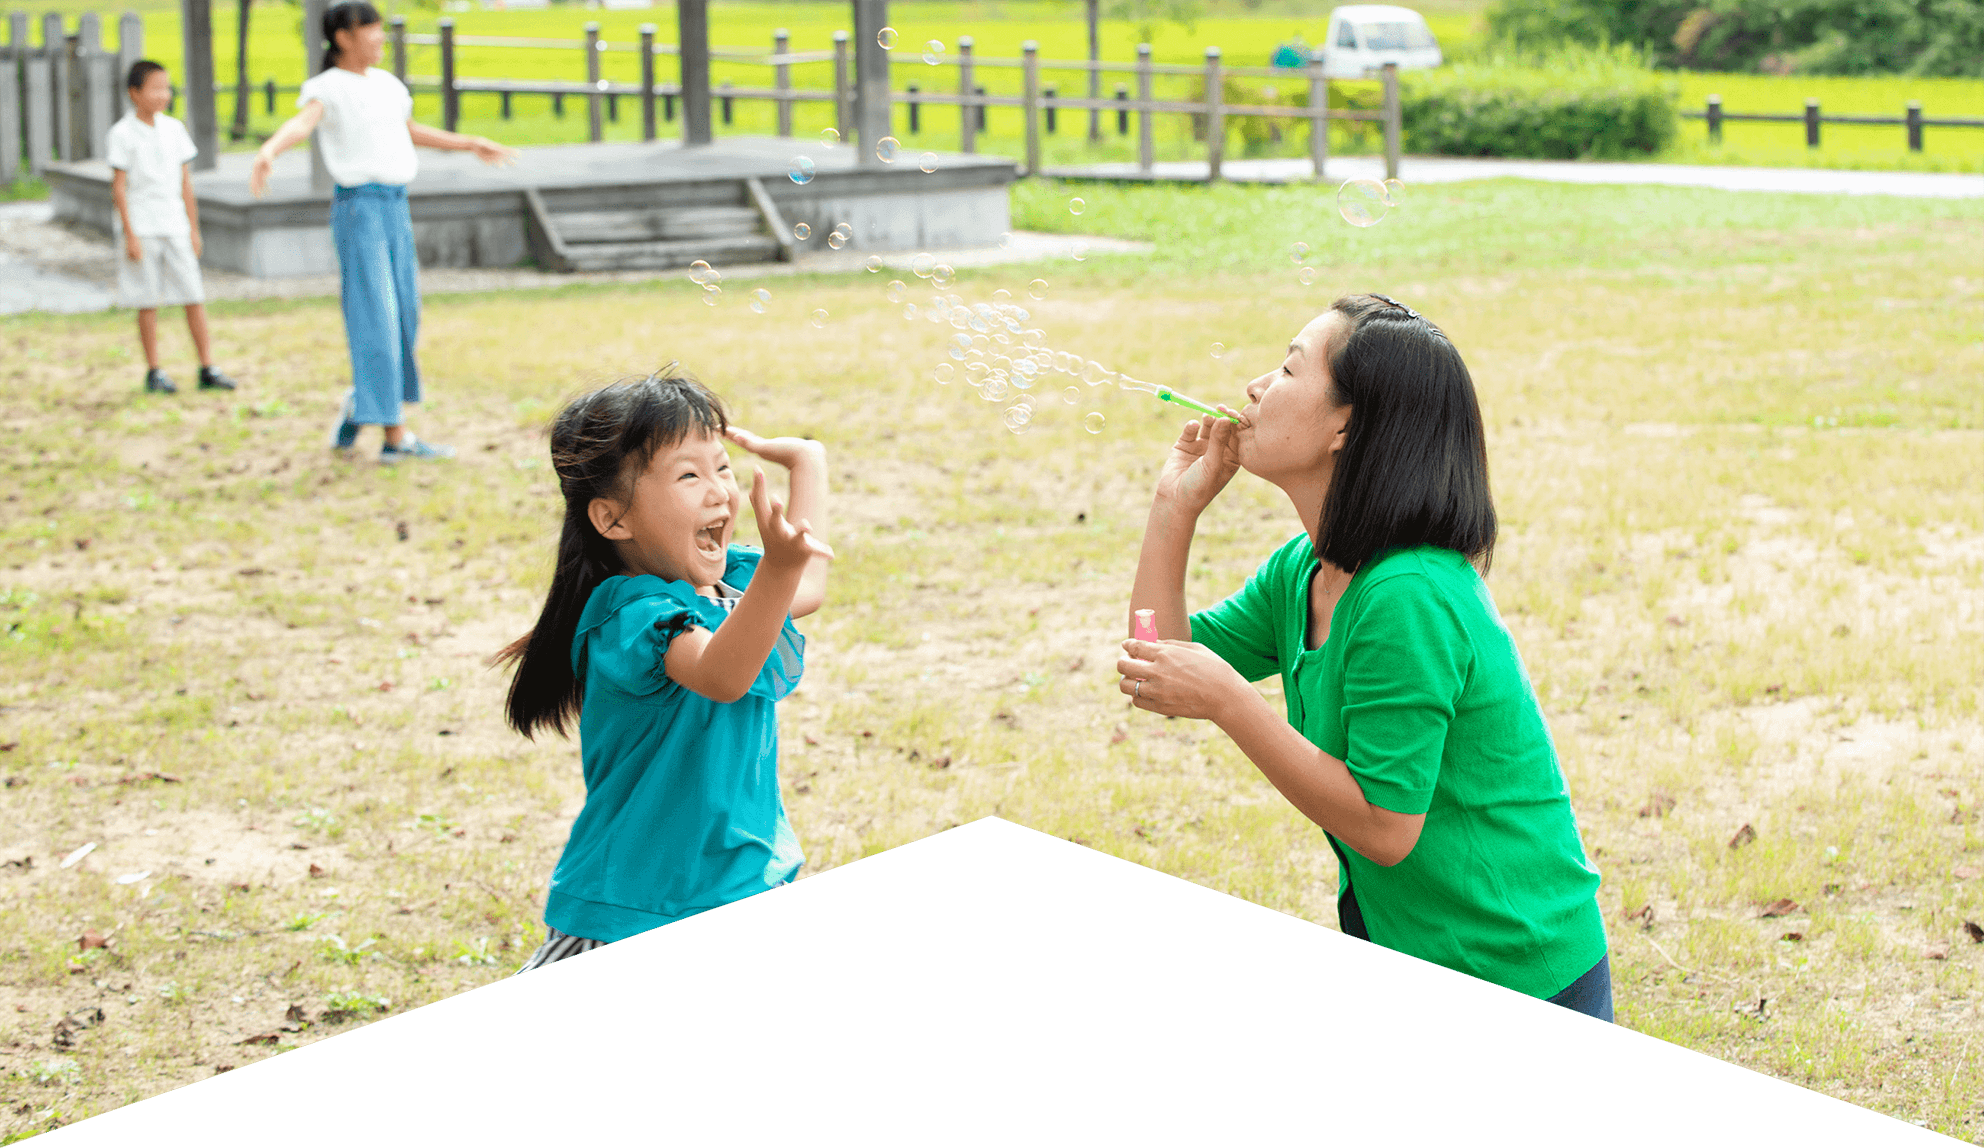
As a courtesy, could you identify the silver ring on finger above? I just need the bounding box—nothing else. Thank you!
[1134,679,1144,698]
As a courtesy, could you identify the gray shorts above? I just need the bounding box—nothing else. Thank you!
[116,231,204,309]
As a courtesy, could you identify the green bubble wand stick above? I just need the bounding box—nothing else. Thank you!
[1117,375,1242,423]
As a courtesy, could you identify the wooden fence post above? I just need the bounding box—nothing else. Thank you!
[0,14,20,185]
[77,12,113,158]
[1115,83,1127,134]
[389,16,406,83]
[1906,101,1922,152]
[1380,61,1399,180]
[439,18,457,132]
[304,0,330,190]
[832,30,849,141]
[1021,40,1040,176]
[1306,47,1327,181]
[1804,98,1819,148]
[1136,42,1152,174]
[1706,94,1721,143]
[44,15,71,162]
[1043,84,1055,134]
[584,22,602,142]
[116,10,143,121]
[640,24,657,141]
[1203,46,1222,182]
[23,16,50,175]
[677,0,709,144]
[772,29,790,137]
[176,0,217,169]
[956,35,974,153]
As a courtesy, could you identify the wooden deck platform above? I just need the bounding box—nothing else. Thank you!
[45,137,1019,278]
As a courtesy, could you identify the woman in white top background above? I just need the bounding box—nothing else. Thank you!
[251,0,516,462]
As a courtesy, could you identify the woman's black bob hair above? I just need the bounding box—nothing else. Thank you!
[320,1,383,73]
[1313,293,1496,575]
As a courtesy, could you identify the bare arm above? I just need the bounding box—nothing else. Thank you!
[1128,414,1243,640]
[249,101,324,197]
[662,469,833,703]
[726,429,829,619]
[407,120,519,164]
[181,164,202,258]
[1117,640,1427,865]
[110,169,140,262]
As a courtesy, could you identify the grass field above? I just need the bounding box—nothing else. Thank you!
[3,178,1984,1139]
[16,0,1983,170]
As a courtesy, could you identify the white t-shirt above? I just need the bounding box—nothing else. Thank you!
[104,112,197,237]
[298,66,418,188]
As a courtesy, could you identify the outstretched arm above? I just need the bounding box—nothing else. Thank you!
[407,120,519,165]
[249,101,324,197]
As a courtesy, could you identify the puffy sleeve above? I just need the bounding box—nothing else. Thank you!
[580,590,703,698]
[1188,545,1289,684]
[1338,573,1472,815]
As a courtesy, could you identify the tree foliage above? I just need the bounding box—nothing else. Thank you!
[1486,0,1984,76]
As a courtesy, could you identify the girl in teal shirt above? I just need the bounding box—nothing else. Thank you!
[1118,296,1610,1018]
[497,366,833,969]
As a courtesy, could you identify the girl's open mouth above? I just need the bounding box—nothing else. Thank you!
[695,517,727,558]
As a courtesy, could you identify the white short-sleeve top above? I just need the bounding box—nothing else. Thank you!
[104,112,198,236]
[297,66,418,188]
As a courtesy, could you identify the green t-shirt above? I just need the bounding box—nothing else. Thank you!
[1191,536,1606,999]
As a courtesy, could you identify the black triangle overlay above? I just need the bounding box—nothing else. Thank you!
[65,820,1952,1134]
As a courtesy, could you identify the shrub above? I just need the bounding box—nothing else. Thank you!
[1401,48,1680,160]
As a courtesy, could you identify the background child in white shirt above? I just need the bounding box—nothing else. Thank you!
[106,61,238,395]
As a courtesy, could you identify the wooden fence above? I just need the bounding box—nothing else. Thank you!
[1,11,145,184]
[1684,96,1984,151]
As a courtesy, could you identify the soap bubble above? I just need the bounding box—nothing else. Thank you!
[1082,360,1106,384]
[1084,412,1106,434]
[1002,405,1032,431]
[1210,342,1224,359]
[793,222,811,241]
[1381,178,1405,207]
[701,284,721,306]
[934,363,955,384]
[877,26,898,49]
[819,127,840,147]
[1071,243,1087,262]
[991,288,1012,303]
[919,152,938,173]
[1027,278,1048,300]
[932,264,955,288]
[1289,241,1309,264]
[788,156,815,184]
[911,253,938,279]
[903,303,919,321]
[810,308,829,328]
[885,279,908,303]
[997,232,1014,249]
[948,334,971,360]
[964,362,989,386]
[1337,178,1388,227]
[1297,266,1318,286]
[1063,386,1080,405]
[982,377,1009,402]
[924,40,944,65]
[1068,197,1085,216]
[864,255,883,273]
[827,231,847,250]
[748,287,771,313]
[688,259,712,284]
[876,136,901,163]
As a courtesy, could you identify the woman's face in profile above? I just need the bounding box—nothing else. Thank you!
[1237,311,1352,483]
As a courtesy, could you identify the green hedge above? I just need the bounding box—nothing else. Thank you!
[1401,50,1679,160]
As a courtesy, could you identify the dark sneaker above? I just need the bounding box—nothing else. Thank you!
[379,436,455,464]
[329,394,360,452]
[143,368,178,394]
[197,366,238,391]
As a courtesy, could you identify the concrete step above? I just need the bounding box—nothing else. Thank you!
[558,234,781,272]
[553,205,763,244]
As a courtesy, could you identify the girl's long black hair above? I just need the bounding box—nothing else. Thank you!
[495,366,728,740]
[320,1,383,73]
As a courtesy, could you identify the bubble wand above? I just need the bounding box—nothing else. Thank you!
[1117,376,1242,423]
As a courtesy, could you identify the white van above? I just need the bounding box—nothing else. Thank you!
[1320,5,1443,79]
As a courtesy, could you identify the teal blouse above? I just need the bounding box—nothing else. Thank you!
[545,546,806,942]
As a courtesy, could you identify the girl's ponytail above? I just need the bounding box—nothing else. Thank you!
[494,366,728,740]
[320,1,383,73]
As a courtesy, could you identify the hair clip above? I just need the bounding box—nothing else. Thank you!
[1369,293,1420,321]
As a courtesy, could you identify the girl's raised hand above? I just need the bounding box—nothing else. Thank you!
[1154,413,1242,515]
[747,467,834,571]
[726,426,825,472]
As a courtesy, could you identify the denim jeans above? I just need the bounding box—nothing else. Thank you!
[1339,884,1614,1022]
[330,183,422,427]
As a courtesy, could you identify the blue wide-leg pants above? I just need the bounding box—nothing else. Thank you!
[331,183,422,427]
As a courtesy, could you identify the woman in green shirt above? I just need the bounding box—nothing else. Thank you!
[1118,294,1610,1019]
